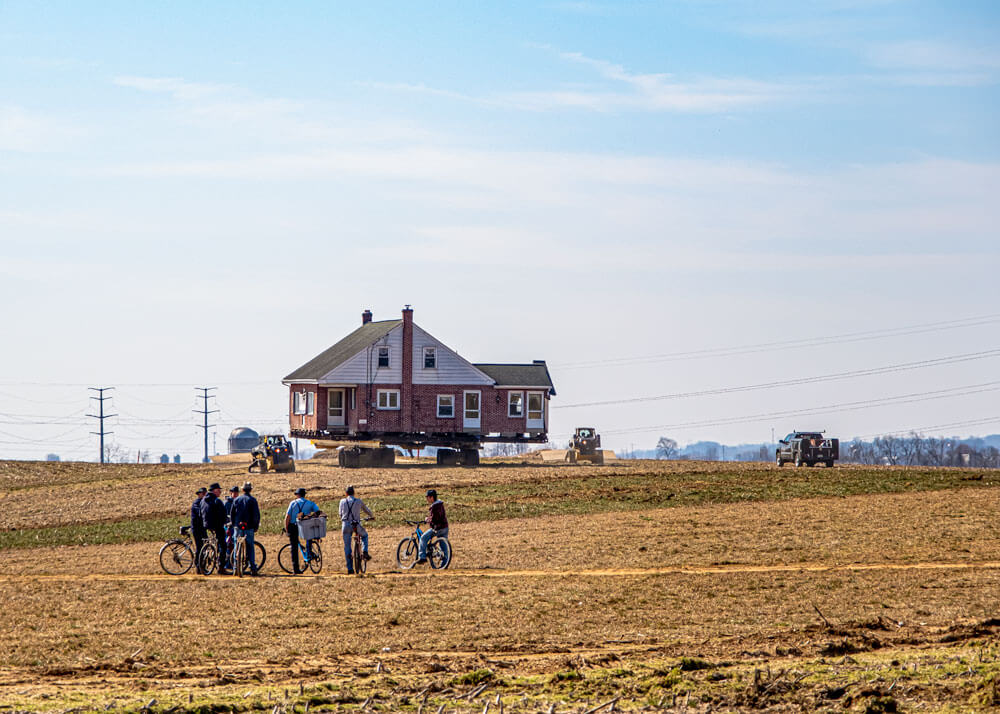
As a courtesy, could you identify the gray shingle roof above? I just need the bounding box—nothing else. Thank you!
[474,362,556,395]
[283,320,401,381]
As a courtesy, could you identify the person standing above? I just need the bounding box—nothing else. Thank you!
[338,485,374,574]
[416,489,448,565]
[200,483,230,575]
[190,486,208,575]
[224,485,239,570]
[231,482,261,575]
[284,487,320,575]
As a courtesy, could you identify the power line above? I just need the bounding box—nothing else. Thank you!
[555,348,1000,409]
[556,312,1000,370]
[86,387,116,464]
[194,387,218,464]
[590,381,1000,437]
[855,416,1000,440]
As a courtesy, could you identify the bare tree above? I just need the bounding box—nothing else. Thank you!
[656,437,678,460]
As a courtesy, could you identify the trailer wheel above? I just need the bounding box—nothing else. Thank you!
[826,460,834,468]
[460,448,480,467]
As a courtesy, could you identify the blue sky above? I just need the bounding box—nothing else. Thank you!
[1,1,998,459]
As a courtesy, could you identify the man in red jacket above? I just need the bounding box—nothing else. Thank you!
[416,489,448,564]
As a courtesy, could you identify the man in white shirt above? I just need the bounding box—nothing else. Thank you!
[339,485,374,574]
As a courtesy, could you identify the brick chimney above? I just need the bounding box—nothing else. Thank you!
[362,309,373,325]
[401,305,413,431]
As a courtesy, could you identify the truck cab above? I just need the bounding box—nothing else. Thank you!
[776,432,839,468]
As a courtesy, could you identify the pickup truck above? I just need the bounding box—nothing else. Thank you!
[775,432,839,468]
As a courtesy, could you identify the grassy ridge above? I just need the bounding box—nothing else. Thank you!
[0,465,994,551]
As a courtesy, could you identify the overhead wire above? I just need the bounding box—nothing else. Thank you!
[555,348,1000,409]
[556,313,1000,369]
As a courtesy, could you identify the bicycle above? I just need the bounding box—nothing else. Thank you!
[231,522,267,577]
[396,520,451,570]
[278,531,323,574]
[159,525,199,575]
[349,517,374,575]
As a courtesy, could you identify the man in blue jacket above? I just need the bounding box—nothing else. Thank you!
[231,482,262,575]
[190,487,208,575]
[284,487,321,575]
[200,483,230,575]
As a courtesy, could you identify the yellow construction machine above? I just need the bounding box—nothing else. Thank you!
[567,427,604,465]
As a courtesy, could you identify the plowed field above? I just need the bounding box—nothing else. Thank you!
[1,458,999,712]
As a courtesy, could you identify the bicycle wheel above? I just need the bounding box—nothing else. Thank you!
[254,541,267,571]
[308,542,323,574]
[353,540,365,575]
[234,540,245,578]
[200,542,218,575]
[396,538,418,569]
[159,539,194,575]
[429,538,451,570]
[277,544,294,574]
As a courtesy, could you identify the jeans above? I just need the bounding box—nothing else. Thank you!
[237,527,257,572]
[342,523,369,572]
[418,526,448,559]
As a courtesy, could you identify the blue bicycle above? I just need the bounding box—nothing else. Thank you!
[278,533,323,574]
[396,520,451,570]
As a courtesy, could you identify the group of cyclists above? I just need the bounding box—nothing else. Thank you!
[188,481,448,576]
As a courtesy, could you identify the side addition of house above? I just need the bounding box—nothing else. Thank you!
[282,306,555,466]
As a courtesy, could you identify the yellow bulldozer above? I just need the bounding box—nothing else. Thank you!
[566,427,605,465]
[248,434,296,474]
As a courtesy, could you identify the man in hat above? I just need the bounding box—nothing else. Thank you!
[416,489,448,565]
[224,485,240,570]
[200,483,230,575]
[339,485,374,574]
[231,482,261,575]
[284,487,321,575]
[190,487,208,575]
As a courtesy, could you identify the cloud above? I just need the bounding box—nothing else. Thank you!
[0,106,80,152]
[368,49,792,114]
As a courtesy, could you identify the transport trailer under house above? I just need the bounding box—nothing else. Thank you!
[283,306,556,467]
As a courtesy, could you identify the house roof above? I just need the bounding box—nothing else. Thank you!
[473,362,556,395]
[283,320,401,382]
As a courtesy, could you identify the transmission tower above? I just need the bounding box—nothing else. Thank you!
[194,387,219,464]
[87,387,117,463]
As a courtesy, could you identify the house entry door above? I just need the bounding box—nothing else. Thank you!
[463,391,481,431]
[328,388,346,427]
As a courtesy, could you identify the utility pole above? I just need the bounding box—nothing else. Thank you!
[194,387,219,464]
[87,387,117,463]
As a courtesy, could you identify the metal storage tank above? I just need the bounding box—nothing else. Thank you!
[228,427,259,454]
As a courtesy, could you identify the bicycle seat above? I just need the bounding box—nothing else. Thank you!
[179,525,190,536]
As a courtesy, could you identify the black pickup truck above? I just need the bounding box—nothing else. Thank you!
[775,432,839,468]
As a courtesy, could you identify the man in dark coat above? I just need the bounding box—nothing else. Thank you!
[190,487,208,575]
[224,485,239,570]
[231,482,262,575]
[200,483,230,575]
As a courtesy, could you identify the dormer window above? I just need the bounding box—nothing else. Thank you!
[377,346,390,368]
[424,347,437,369]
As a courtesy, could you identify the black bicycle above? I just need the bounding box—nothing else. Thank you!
[349,517,374,575]
[396,520,451,570]
[159,525,197,575]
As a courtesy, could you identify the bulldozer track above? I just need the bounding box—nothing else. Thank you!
[2,560,1000,582]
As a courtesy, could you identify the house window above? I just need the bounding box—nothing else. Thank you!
[306,391,315,416]
[424,347,437,369]
[377,347,390,368]
[527,392,544,421]
[293,392,307,415]
[377,389,400,410]
[436,395,454,418]
[508,391,524,418]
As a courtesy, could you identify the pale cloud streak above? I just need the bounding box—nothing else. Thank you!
[0,105,80,152]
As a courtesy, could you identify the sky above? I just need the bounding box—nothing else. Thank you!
[1,0,998,461]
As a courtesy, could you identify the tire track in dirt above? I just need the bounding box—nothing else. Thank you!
[3,560,1000,582]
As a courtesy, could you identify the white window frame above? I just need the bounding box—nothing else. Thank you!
[507,391,524,418]
[306,391,315,416]
[377,389,400,410]
[436,394,454,418]
[423,346,437,369]
[377,346,390,368]
[527,391,545,425]
[293,392,307,415]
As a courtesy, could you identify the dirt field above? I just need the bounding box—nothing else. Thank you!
[1,458,999,712]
